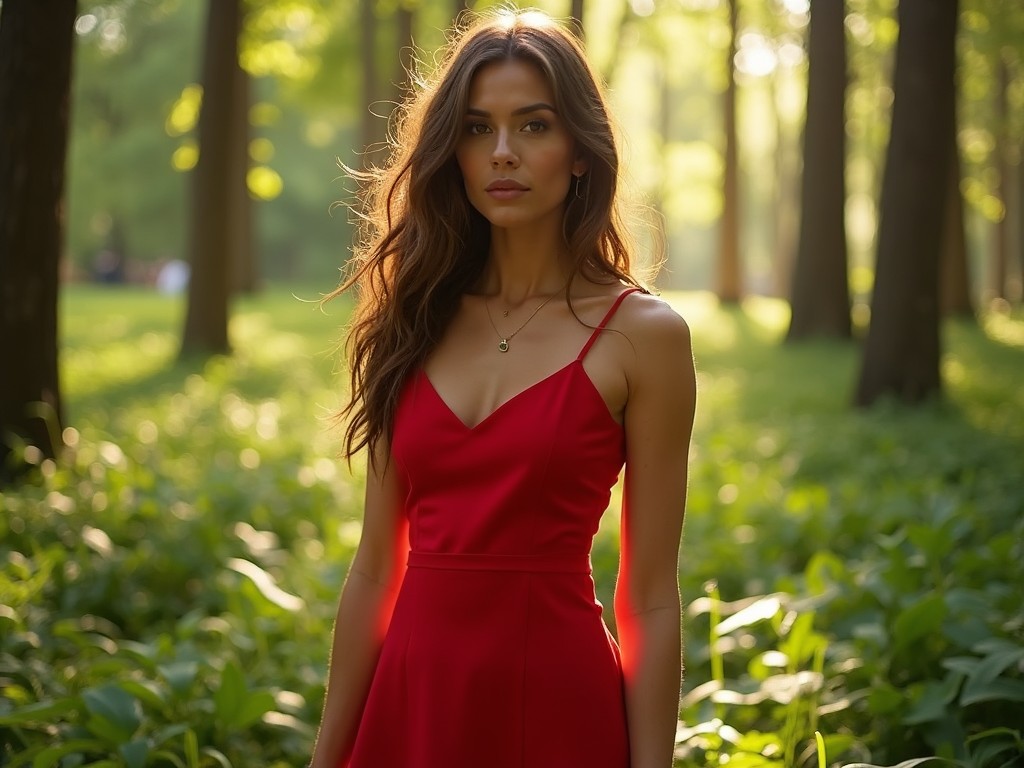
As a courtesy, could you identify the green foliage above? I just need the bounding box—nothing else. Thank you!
[2,288,1023,767]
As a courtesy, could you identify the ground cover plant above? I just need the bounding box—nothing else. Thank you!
[2,285,1022,767]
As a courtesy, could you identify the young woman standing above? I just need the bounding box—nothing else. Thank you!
[311,9,696,767]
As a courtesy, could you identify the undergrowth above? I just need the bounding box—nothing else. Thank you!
[1,286,1022,768]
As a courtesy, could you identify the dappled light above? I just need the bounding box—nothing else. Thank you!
[1,0,1022,765]
[7,285,1022,764]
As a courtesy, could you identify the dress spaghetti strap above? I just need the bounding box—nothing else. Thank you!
[577,287,642,361]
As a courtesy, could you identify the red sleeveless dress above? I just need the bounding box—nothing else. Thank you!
[348,289,639,768]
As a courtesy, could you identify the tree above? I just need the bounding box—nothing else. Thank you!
[0,0,77,481]
[941,124,974,317]
[360,0,386,169]
[180,0,243,357]
[570,0,585,35]
[716,0,741,303]
[855,0,958,406]
[231,24,257,295]
[786,0,851,340]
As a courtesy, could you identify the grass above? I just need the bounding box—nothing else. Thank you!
[1,284,1022,768]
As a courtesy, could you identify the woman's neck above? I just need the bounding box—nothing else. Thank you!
[480,226,570,305]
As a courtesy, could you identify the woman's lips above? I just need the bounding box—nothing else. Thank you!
[485,179,529,200]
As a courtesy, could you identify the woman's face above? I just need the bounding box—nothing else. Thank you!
[455,58,586,233]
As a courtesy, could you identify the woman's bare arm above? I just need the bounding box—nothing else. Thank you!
[309,443,408,768]
[614,298,696,768]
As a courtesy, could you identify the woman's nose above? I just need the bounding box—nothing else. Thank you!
[490,131,519,168]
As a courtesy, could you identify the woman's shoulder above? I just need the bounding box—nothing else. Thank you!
[615,288,692,354]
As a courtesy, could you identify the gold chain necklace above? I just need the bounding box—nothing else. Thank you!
[484,292,558,353]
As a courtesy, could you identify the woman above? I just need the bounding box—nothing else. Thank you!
[310,8,696,768]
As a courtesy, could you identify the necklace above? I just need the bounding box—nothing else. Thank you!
[484,292,558,352]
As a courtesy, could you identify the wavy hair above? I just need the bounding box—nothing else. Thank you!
[329,8,647,464]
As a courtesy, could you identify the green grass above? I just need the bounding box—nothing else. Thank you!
[2,285,1022,767]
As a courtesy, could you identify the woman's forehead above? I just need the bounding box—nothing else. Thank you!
[465,59,554,111]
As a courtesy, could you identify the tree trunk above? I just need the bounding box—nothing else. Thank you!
[395,2,415,101]
[453,0,470,20]
[181,0,240,357]
[1018,136,1024,302]
[991,56,1011,302]
[854,0,958,407]
[231,47,258,295]
[717,0,742,304]
[0,0,77,481]
[770,73,799,301]
[786,0,851,340]
[571,0,585,36]
[361,0,385,169]
[941,124,973,317]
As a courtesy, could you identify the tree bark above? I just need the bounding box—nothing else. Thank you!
[941,124,973,317]
[717,0,742,303]
[0,0,77,480]
[360,0,385,169]
[786,0,851,340]
[570,0,585,37]
[180,0,240,357]
[1018,136,1024,302]
[854,0,958,406]
[992,56,1015,304]
[770,74,799,301]
[231,46,258,295]
[395,2,415,101]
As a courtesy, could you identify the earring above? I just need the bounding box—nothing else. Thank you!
[574,174,584,199]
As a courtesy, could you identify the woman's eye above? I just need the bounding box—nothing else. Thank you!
[466,122,490,135]
[523,120,547,133]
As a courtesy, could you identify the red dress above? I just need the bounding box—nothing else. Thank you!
[348,289,640,768]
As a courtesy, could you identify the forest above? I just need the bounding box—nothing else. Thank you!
[1,0,1022,766]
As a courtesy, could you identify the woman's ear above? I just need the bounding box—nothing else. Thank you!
[572,149,589,178]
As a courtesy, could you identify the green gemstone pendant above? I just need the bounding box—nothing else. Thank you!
[498,339,509,352]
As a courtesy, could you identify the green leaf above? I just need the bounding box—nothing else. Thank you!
[968,736,1018,768]
[214,661,247,726]
[150,750,188,768]
[30,740,106,768]
[840,759,951,768]
[199,747,233,768]
[119,739,149,768]
[0,697,79,725]
[967,646,1024,686]
[230,690,276,729]
[960,677,1024,706]
[903,674,963,725]
[82,684,142,740]
[892,593,947,654]
[119,678,168,709]
[159,661,199,697]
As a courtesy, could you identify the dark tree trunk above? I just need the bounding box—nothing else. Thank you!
[0,0,77,481]
[453,0,470,20]
[395,3,415,101]
[787,0,851,340]
[855,0,958,406]
[992,57,1011,302]
[181,0,240,357]
[1018,136,1024,302]
[360,0,385,168]
[717,0,742,304]
[771,75,799,301]
[941,125,973,317]
[231,48,257,295]
[571,0,585,36]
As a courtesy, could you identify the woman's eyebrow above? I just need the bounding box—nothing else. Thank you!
[464,102,557,117]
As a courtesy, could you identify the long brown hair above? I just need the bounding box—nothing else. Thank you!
[329,8,646,463]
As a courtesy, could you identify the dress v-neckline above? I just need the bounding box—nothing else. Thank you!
[420,361,619,432]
